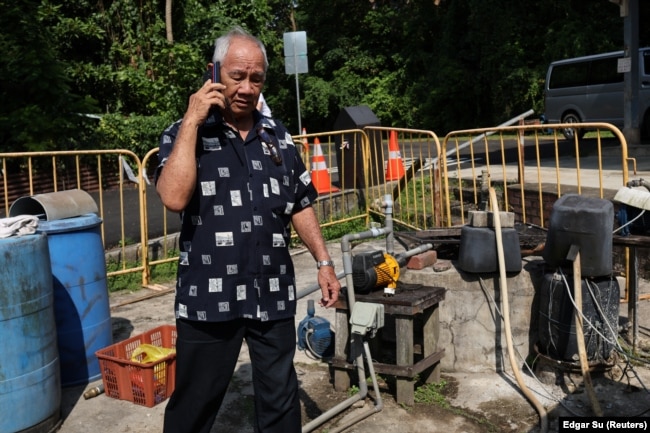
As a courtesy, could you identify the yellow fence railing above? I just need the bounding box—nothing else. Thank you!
[1,121,641,290]
[0,149,147,283]
[440,123,630,228]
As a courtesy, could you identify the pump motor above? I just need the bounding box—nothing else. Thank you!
[352,250,401,295]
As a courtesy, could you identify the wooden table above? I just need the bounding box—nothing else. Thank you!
[331,283,446,405]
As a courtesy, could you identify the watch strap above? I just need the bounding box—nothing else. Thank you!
[316,260,335,269]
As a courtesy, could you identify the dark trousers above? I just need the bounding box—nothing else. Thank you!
[163,317,301,433]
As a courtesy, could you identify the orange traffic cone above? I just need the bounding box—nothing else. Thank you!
[385,130,405,181]
[311,137,340,194]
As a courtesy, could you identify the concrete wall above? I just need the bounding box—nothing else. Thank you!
[399,258,548,373]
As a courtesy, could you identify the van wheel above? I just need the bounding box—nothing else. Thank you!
[561,112,584,141]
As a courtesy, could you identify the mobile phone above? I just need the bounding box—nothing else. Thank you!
[211,61,220,83]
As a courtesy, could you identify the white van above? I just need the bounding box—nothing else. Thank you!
[544,48,650,140]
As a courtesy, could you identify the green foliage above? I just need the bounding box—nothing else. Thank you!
[1,0,648,154]
[97,113,173,156]
[414,380,449,407]
[319,216,368,241]
[0,0,99,153]
[413,379,499,432]
[107,256,178,293]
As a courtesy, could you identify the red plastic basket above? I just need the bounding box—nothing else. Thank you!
[95,324,177,407]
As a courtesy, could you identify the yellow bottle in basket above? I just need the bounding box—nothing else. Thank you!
[130,344,175,364]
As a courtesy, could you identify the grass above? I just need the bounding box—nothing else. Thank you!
[290,214,370,248]
[413,380,500,432]
[414,380,450,407]
[107,254,178,293]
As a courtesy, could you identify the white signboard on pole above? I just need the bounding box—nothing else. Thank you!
[284,31,308,74]
[284,31,308,133]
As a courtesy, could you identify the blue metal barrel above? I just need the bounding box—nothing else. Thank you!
[0,233,61,433]
[38,213,112,386]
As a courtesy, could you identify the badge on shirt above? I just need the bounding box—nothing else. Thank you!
[202,136,222,151]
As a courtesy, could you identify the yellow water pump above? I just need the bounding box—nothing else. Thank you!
[351,250,402,296]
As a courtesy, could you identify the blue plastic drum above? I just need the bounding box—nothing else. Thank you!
[38,213,112,386]
[0,233,61,432]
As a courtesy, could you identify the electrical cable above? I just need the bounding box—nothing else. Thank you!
[477,276,589,417]
[557,270,618,348]
[476,245,650,418]
[479,269,650,418]
[303,329,322,360]
[613,208,646,234]
[556,268,650,416]
[557,269,650,398]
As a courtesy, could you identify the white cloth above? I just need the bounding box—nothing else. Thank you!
[0,215,40,239]
[257,93,272,117]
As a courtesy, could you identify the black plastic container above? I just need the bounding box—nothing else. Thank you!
[543,194,614,277]
[458,225,522,273]
[537,271,619,362]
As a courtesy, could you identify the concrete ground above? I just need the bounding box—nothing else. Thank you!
[45,237,650,433]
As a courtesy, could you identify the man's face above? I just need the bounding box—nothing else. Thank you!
[220,37,266,120]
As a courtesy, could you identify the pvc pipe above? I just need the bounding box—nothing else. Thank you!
[433,109,535,167]
[489,187,548,433]
[302,199,395,432]
[326,341,384,433]
[296,270,346,300]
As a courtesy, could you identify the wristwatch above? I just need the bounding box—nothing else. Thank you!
[316,260,335,269]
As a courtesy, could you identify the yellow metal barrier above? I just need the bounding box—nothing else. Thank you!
[291,129,371,230]
[1,122,640,290]
[441,123,630,228]
[140,148,180,286]
[0,149,147,283]
[362,127,443,230]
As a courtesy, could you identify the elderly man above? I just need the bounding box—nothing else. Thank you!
[155,26,340,433]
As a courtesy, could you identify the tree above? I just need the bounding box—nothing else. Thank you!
[0,0,98,154]
[1,0,645,154]
[166,0,174,43]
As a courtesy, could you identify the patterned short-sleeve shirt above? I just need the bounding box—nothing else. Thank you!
[156,111,318,322]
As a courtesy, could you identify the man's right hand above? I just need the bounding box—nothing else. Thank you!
[184,80,226,127]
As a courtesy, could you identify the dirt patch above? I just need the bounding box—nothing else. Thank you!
[209,361,523,433]
[295,366,533,433]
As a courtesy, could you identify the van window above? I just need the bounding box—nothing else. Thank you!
[548,62,588,89]
[548,56,622,89]
[589,57,622,85]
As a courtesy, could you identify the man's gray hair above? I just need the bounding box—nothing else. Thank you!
[213,26,269,71]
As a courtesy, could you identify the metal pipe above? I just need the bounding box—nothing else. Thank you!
[301,353,367,433]
[326,341,384,433]
[302,199,393,433]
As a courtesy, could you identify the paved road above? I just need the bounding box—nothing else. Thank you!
[25,135,647,251]
[88,185,181,250]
